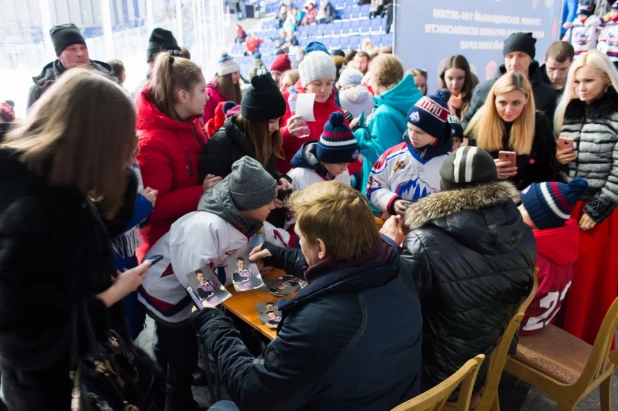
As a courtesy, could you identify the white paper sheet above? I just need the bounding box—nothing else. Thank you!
[296,93,316,122]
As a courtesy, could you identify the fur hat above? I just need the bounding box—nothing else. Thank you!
[521,178,588,229]
[219,53,241,76]
[439,146,498,192]
[299,50,336,87]
[316,112,359,164]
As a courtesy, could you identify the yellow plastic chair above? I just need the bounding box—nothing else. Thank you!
[392,354,486,411]
[504,296,618,411]
[466,269,539,411]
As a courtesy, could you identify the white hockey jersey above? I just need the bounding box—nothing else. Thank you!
[138,211,290,325]
[564,16,602,57]
[367,142,448,214]
[598,19,618,62]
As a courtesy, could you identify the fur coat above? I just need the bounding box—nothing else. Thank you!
[401,181,537,392]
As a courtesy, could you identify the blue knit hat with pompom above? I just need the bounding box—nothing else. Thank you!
[521,178,589,229]
[407,88,451,140]
[316,112,359,164]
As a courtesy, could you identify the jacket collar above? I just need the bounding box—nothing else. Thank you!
[278,239,398,311]
[496,61,543,86]
[404,181,518,230]
[565,85,618,120]
[289,141,331,178]
[404,129,453,164]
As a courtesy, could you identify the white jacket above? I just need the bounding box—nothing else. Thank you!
[564,16,602,57]
[288,167,351,190]
[598,20,618,61]
[138,211,290,326]
[339,85,375,119]
[368,142,448,214]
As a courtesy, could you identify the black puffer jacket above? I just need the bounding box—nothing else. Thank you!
[27,59,116,109]
[401,181,536,391]
[463,61,558,131]
[199,115,288,227]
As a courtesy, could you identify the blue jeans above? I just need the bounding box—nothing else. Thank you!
[209,400,239,410]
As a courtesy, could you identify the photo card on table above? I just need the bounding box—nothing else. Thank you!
[256,301,282,329]
[185,265,231,307]
[229,255,265,292]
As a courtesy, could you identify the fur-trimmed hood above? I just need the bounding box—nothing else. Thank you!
[565,85,618,120]
[405,181,524,255]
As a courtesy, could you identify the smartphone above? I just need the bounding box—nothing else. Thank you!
[400,201,413,209]
[557,137,575,150]
[143,254,164,266]
[498,151,517,167]
[186,287,203,310]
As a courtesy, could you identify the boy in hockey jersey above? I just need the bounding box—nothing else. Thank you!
[448,115,465,151]
[518,178,588,335]
[598,2,618,66]
[564,2,602,57]
[288,112,359,190]
[368,89,453,217]
[138,156,290,410]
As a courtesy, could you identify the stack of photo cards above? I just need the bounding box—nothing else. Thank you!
[185,266,231,308]
[229,256,265,292]
[256,301,282,329]
[264,274,307,296]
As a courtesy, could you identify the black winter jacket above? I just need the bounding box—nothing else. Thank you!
[463,61,559,131]
[0,148,130,410]
[27,59,117,109]
[484,111,556,191]
[191,238,423,411]
[199,115,288,227]
[401,181,536,391]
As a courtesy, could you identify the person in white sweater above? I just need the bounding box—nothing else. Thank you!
[337,67,375,119]
[368,89,454,217]
[288,111,360,190]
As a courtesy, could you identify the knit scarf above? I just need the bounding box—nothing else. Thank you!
[448,93,463,116]
[111,163,143,259]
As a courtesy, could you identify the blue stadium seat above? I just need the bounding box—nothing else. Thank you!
[348,35,361,49]
[360,19,371,34]
[382,34,393,47]
[341,21,351,34]
[349,20,361,34]
[337,37,350,50]
[371,34,382,46]
[316,25,325,38]
[360,4,371,17]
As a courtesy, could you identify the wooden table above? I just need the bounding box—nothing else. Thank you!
[221,269,291,341]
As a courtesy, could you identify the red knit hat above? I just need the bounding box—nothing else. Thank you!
[0,101,15,123]
[270,54,291,73]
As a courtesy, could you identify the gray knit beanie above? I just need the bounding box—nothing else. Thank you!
[439,146,498,192]
[229,156,277,210]
[338,68,364,88]
[299,51,337,87]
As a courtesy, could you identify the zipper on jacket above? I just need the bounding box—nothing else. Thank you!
[185,149,194,177]
[191,128,205,148]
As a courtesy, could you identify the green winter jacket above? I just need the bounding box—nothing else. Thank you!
[354,74,422,194]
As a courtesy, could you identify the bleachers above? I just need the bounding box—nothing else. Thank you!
[233,0,393,78]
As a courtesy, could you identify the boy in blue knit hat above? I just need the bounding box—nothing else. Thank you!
[518,178,588,335]
[368,89,454,217]
[289,112,359,190]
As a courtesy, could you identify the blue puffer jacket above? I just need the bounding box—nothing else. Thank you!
[191,237,423,411]
[354,74,422,194]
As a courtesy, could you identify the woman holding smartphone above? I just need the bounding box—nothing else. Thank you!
[554,49,618,345]
[0,69,152,410]
[465,72,555,191]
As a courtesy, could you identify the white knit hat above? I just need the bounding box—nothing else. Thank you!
[219,53,241,76]
[338,68,364,88]
[299,51,337,87]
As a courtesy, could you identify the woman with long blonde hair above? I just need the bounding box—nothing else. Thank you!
[0,69,153,410]
[465,72,555,190]
[553,49,618,345]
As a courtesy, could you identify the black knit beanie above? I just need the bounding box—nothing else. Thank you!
[439,147,498,192]
[50,24,86,57]
[241,74,287,121]
[147,28,182,63]
[503,32,536,59]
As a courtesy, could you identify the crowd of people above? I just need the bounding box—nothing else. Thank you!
[1,4,618,410]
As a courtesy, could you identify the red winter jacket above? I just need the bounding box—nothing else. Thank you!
[521,218,580,336]
[245,36,263,54]
[278,79,348,173]
[204,78,227,125]
[135,85,207,260]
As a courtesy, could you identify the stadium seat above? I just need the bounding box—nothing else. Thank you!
[360,20,371,35]
[360,4,371,17]
[349,20,361,35]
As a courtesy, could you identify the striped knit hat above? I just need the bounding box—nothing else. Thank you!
[316,112,359,164]
[408,89,451,140]
[439,146,498,192]
[521,178,588,229]
[219,53,241,76]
